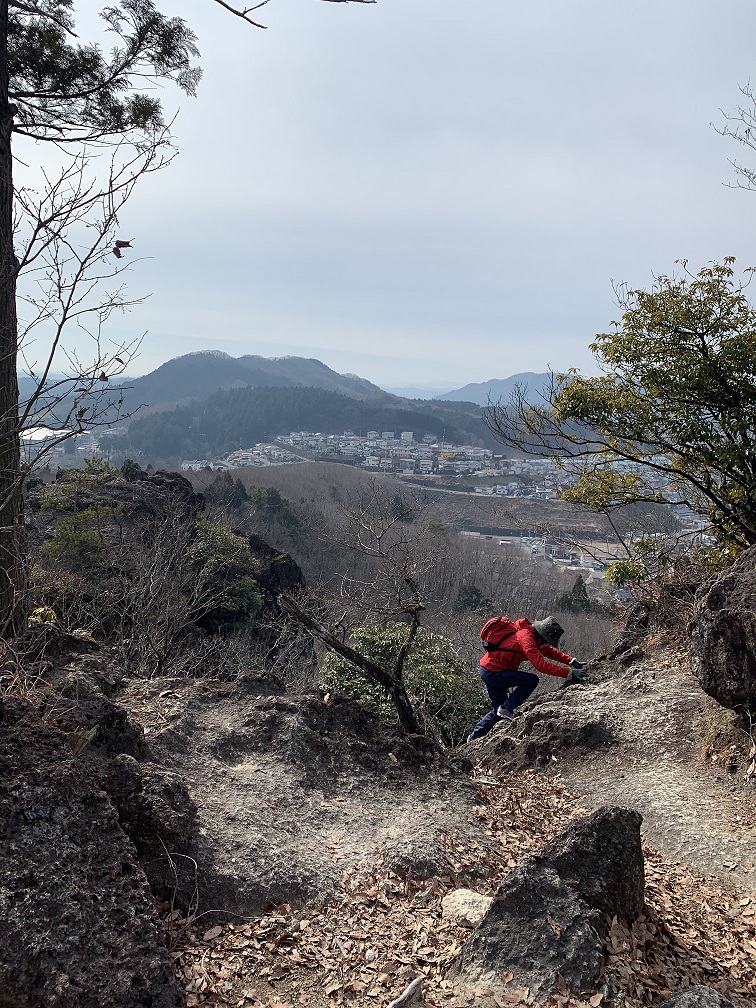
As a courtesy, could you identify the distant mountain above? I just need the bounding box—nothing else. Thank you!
[116,352,389,416]
[383,382,456,398]
[435,373,551,406]
[18,372,67,403]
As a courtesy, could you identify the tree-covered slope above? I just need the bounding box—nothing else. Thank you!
[126,385,494,460]
[116,352,390,414]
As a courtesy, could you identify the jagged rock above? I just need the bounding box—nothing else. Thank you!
[43,692,148,760]
[689,546,756,712]
[27,462,203,525]
[102,754,197,862]
[59,653,124,694]
[0,696,184,1008]
[54,668,106,702]
[36,691,194,871]
[477,695,618,772]
[452,859,605,1000]
[440,889,493,928]
[450,806,643,1002]
[118,676,486,916]
[540,806,644,921]
[248,534,306,594]
[656,987,735,1008]
[121,458,151,482]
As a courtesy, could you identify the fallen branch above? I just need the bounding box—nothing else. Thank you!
[386,977,424,1008]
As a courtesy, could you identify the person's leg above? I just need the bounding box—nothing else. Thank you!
[498,668,539,714]
[468,668,512,740]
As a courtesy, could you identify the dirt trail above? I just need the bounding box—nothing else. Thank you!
[507,640,756,893]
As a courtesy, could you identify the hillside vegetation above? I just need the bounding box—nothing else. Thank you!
[125,386,495,463]
[3,457,756,1008]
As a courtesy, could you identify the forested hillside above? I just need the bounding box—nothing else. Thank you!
[114,352,390,415]
[126,385,495,461]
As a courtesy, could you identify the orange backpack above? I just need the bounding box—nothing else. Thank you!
[480,616,519,652]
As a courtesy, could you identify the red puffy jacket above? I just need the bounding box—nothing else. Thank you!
[480,617,573,678]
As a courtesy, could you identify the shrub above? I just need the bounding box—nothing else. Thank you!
[39,507,112,574]
[188,520,263,633]
[320,621,487,744]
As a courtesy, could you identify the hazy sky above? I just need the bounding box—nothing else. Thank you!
[25,0,756,389]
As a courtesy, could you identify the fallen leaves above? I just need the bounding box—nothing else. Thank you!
[164,770,756,1008]
[603,848,756,1006]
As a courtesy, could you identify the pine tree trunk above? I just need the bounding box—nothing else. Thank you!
[0,0,26,637]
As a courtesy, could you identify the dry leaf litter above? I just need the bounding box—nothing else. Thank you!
[162,771,756,1008]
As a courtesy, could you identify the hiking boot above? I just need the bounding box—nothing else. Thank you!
[496,706,515,720]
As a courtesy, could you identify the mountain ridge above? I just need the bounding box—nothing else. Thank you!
[115,352,389,416]
[435,372,550,405]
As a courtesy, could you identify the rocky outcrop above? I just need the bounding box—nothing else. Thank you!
[101,755,197,862]
[0,696,185,1008]
[474,682,620,772]
[656,987,735,1008]
[248,533,305,595]
[476,704,617,771]
[39,690,196,868]
[450,806,644,1002]
[43,690,148,760]
[689,545,756,712]
[27,460,203,523]
[118,674,488,917]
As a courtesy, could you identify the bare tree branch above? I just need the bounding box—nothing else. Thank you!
[209,0,269,29]
[277,591,421,734]
[210,0,376,30]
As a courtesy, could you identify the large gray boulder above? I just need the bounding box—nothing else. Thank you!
[0,696,185,1008]
[450,806,644,1002]
[689,545,756,712]
[543,805,645,922]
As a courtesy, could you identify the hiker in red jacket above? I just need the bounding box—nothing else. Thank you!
[466,616,585,742]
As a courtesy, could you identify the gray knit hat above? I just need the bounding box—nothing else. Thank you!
[533,617,565,648]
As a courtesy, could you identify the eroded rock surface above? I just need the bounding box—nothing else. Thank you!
[0,696,184,1008]
[34,688,196,865]
[450,806,644,1002]
[473,692,618,772]
[656,986,736,1008]
[689,545,756,712]
[120,675,490,916]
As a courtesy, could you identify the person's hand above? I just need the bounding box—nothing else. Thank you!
[566,668,585,683]
[569,658,584,670]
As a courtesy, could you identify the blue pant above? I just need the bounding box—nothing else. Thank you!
[468,665,539,740]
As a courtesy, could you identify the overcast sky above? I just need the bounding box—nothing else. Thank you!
[26,0,756,390]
